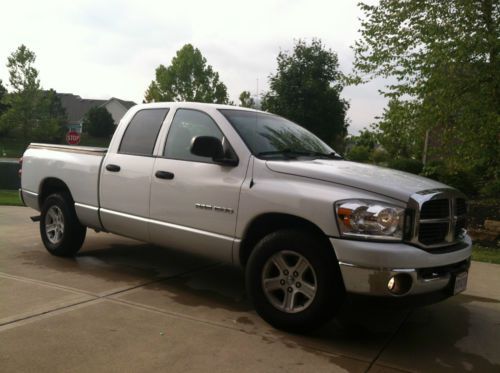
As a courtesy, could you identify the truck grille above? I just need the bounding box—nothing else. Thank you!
[419,222,449,245]
[420,199,449,219]
[409,190,468,249]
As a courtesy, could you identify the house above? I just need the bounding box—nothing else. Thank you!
[57,93,136,133]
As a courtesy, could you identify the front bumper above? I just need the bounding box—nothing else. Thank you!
[330,235,472,298]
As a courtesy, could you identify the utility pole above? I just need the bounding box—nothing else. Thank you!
[422,129,430,165]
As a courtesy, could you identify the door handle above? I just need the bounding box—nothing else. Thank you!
[155,170,175,180]
[106,164,121,172]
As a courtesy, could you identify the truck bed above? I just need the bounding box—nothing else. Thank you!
[21,143,107,229]
[29,143,108,155]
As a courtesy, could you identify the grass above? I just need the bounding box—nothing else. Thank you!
[0,189,23,206]
[472,244,500,265]
[0,138,28,158]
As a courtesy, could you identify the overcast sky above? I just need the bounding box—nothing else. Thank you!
[0,0,386,134]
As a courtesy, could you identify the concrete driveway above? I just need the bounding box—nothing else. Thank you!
[1,206,499,372]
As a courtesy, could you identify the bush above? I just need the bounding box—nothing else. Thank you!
[387,158,423,175]
[346,145,371,162]
[421,161,478,196]
[83,107,115,138]
[480,179,500,198]
[370,148,390,164]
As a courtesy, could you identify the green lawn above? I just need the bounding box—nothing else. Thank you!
[0,190,23,206]
[472,244,500,265]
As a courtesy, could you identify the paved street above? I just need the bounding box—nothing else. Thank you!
[0,206,499,372]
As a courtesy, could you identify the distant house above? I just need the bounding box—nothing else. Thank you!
[57,93,136,133]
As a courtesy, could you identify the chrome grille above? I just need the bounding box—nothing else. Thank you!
[408,189,468,249]
[419,221,449,245]
[420,199,449,219]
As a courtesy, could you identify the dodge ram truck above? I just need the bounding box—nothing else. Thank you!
[20,102,472,332]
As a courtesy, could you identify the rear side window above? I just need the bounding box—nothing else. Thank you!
[119,108,169,156]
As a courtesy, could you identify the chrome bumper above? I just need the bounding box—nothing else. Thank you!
[330,236,472,297]
[338,261,469,296]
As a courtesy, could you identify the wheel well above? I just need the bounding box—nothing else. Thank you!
[38,178,73,207]
[239,213,332,267]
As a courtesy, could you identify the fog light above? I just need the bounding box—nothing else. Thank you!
[388,276,395,291]
[387,273,412,295]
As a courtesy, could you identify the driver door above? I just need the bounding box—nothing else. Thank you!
[149,108,248,262]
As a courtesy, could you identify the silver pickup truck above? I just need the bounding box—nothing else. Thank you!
[20,102,472,332]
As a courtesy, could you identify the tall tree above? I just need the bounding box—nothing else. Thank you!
[0,45,41,141]
[144,44,228,104]
[0,79,8,116]
[33,89,67,142]
[262,39,349,150]
[352,0,499,177]
[239,91,255,108]
[82,106,115,138]
[0,46,67,142]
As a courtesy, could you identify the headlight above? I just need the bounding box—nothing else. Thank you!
[335,200,405,241]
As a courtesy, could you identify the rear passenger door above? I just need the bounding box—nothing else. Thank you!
[100,108,169,241]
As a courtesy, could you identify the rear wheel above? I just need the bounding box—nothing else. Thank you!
[246,229,345,333]
[40,193,86,256]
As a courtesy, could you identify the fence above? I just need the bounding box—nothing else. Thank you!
[0,159,20,190]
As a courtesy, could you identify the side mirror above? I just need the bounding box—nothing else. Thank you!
[191,136,238,166]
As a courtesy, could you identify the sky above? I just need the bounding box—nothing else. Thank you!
[0,0,386,134]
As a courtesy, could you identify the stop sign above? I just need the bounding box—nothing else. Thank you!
[66,131,81,145]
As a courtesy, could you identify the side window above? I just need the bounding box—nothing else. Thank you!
[119,108,169,156]
[163,109,224,163]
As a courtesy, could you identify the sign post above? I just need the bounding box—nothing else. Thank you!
[66,131,81,145]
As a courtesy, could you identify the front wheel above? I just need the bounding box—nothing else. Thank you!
[40,193,86,257]
[246,229,345,333]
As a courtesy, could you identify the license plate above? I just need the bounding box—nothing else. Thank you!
[453,271,468,295]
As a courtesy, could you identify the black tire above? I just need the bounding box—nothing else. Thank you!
[40,192,86,257]
[246,229,345,333]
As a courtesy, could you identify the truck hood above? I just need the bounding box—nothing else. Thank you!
[266,159,450,202]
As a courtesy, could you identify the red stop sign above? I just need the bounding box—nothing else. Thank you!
[66,131,81,145]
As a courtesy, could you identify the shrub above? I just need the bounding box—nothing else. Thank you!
[480,179,500,198]
[421,161,478,197]
[83,107,115,138]
[387,158,423,175]
[370,148,390,164]
[346,145,371,162]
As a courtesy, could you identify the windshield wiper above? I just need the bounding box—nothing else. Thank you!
[257,149,342,160]
[306,151,343,160]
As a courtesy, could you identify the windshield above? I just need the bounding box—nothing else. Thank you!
[219,109,340,160]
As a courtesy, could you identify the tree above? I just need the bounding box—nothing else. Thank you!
[0,45,41,141]
[0,79,8,116]
[261,39,349,151]
[239,91,255,108]
[352,0,499,178]
[0,46,67,142]
[33,89,67,142]
[83,106,115,138]
[376,99,426,160]
[144,44,228,104]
